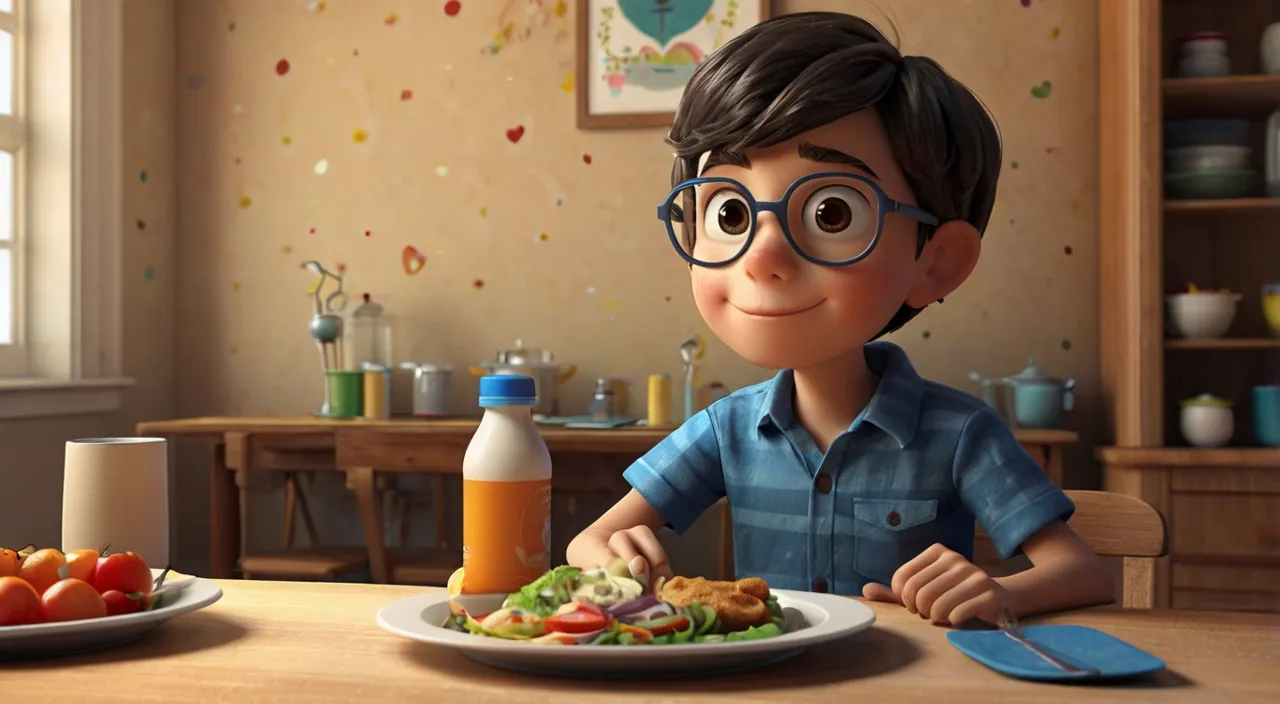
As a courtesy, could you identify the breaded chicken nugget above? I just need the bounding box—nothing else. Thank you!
[660,576,773,631]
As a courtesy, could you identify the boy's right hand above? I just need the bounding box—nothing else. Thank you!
[568,525,675,592]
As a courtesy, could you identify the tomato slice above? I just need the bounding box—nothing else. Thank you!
[545,608,608,634]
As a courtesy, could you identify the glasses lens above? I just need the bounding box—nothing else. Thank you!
[666,182,753,264]
[788,176,880,263]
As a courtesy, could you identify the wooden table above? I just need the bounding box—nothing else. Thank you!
[4,580,1276,702]
[135,416,1078,582]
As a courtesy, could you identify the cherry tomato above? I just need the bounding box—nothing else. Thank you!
[101,589,143,616]
[40,578,107,622]
[544,603,609,634]
[0,576,42,625]
[64,549,100,584]
[18,548,66,595]
[95,552,152,596]
[0,548,19,578]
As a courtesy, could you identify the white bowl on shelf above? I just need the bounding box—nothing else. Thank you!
[1166,292,1242,338]
[1180,402,1234,448]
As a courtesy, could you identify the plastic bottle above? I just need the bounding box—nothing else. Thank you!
[461,375,552,594]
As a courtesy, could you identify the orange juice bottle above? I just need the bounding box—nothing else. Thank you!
[461,375,552,594]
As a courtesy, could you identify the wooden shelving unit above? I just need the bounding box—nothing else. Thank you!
[1100,0,1280,613]
[1165,338,1280,350]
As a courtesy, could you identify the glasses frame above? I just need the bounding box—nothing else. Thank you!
[656,171,940,268]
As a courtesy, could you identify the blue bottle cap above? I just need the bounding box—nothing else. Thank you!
[478,374,538,408]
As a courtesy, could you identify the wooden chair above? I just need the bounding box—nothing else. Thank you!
[716,490,1169,608]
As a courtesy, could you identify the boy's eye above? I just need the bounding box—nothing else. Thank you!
[703,190,752,240]
[801,185,873,238]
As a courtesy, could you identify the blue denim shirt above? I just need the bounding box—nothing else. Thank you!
[623,341,1074,594]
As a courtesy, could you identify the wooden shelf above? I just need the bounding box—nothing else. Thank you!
[1166,338,1280,350]
[1098,446,1280,468]
[1176,554,1280,569]
[1164,198,1280,213]
[1164,74,1280,117]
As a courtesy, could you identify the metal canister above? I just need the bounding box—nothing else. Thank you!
[408,364,452,416]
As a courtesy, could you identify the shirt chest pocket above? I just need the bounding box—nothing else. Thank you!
[850,498,940,581]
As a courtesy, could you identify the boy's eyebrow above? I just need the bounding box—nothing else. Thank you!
[700,149,751,174]
[797,142,880,180]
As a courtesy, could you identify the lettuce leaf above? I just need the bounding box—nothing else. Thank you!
[502,565,583,614]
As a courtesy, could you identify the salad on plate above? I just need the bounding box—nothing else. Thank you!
[443,561,787,646]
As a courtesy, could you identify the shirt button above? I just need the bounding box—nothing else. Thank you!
[887,510,902,527]
[815,473,832,494]
[811,578,828,593]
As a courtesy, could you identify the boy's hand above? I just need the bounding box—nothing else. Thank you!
[566,525,674,592]
[861,543,1007,626]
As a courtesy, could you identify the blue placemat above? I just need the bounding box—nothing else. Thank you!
[947,625,1166,682]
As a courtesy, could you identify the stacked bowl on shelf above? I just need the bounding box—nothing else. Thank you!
[1164,119,1257,200]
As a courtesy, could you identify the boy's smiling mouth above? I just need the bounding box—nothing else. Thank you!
[729,299,827,318]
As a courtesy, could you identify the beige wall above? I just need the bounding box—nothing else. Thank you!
[0,0,177,552]
[4,0,1102,576]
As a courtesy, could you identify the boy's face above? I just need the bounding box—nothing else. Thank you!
[689,110,940,370]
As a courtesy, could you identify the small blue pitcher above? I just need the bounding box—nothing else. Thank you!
[1001,359,1076,430]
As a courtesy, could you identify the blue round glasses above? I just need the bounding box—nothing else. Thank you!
[656,171,939,268]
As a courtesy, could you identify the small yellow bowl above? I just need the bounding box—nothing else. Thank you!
[1263,284,1280,336]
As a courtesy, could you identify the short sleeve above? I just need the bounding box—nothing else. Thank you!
[622,409,725,534]
[952,406,1075,559]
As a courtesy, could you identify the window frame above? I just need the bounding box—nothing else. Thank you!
[0,0,133,419]
[0,2,24,372]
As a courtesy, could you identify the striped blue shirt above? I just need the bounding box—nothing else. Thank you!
[623,341,1074,595]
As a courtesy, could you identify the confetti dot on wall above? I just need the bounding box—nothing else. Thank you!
[352,128,369,144]
[555,1,567,18]
[353,48,360,57]
[664,296,672,302]
[1045,146,1059,155]
[478,207,487,217]
[1030,80,1052,99]
[602,298,622,315]
[1009,218,1016,226]
[364,229,372,238]
[555,198,563,207]
[282,135,293,146]
[229,344,239,354]
[1020,0,1031,6]
[228,22,236,32]
[309,227,317,234]
[435,165,449,177]
[400,89,414,101]
[140,170,148,183]
[337,263,347,273]
[583,154,593,165]
[402,246,427,275]
[444,1,462,17]
[233,104,244,115]
[281,245,293,254]
[506,125,525,143]
[1051,26,1061,39]
[922,330,931,339]
[231,282,241,291]
[181,74,205,90]
[143,265,155,281]
[472,278,485,289]
[238,196,252,209]
[384,11,400,25]
[561,73,574,93]
[136,219,146,230]
[234,157,242,165]
[586,284,597,295]
[1061,339,1072,351]
[307,0,326,12]
[1064,245,1074,255]
[1010,161,1019,169]
[276,58,291,76]
[537,232,549,242]
[314,158,329,175]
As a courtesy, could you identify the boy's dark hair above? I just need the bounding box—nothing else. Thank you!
[667,11,1002,339]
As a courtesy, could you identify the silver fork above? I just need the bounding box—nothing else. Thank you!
[997,606,1100,676]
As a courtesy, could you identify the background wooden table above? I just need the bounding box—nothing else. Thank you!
[2,580,1274,702]
[136,416,1079,581]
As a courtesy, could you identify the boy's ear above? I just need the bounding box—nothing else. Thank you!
[904,220,981,308]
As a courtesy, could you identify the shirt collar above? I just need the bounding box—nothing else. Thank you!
[755,341,924,448]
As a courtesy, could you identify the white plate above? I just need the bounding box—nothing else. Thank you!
[0,569,223,659]
[377,588,876,678]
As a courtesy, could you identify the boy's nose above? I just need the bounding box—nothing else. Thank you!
[741,213,798,283]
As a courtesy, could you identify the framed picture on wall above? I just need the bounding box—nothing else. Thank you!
[576,0,774,130]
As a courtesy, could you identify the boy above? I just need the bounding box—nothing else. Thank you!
[566,12,1112,626]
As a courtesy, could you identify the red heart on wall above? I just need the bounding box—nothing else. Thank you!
[402,245,427,275]
[506,125,525,143]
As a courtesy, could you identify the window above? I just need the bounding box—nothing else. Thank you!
[0,0,132,418]
[0,1,20,367]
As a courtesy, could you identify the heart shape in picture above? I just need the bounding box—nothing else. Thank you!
[506,125,525,143]
[1030,80,1053,99]
[618,0,712,47]
[402,245,427,276]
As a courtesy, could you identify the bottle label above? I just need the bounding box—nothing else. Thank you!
[461,478,551,594]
